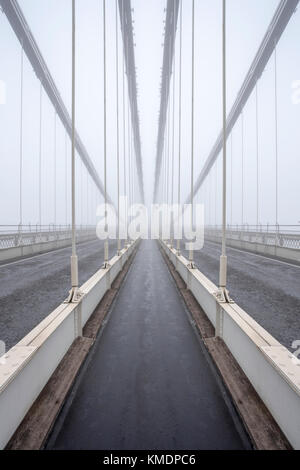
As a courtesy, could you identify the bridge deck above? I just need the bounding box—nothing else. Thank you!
[0,239,116,350]
[47,241,249,450]
[1,238,298,352]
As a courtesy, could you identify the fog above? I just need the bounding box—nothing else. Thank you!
[0,0,299,228]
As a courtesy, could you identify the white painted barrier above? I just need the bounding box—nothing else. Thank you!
[0,240,138,449]
[160,240,300,450]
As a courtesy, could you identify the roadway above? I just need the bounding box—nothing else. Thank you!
[0,239,116,350]
[47,241,249,450]
[0,237,298,352]
[183,240,300,350]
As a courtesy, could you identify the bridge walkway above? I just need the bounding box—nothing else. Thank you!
[47,241,249,450]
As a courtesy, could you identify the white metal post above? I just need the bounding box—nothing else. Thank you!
[69,0,80,303]
[19,43,24,231]
[188,0,195,268]
[217,0,230,303]
[103,0,109,267]
[116,0,121,256]
[170,0,176,250]
[177,0,182,256]
[39,82,43,227]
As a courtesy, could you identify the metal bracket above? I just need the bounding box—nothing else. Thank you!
[102,262,111,270]
[65,287,82,304]
[214,287,233,304]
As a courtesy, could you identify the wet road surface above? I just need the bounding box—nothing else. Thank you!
[0,239,116,350]
[47,241,248,450]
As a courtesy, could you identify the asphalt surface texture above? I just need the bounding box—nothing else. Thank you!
[182,240,300,350]
[47,241,249,450]
[0,239,116,350]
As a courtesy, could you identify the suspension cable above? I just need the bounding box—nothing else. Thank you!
[209,171,212,225]
[103,0,109,265]
[161,134,165,204]
[256,82,259,230]
[274,41,279,228]
[54,110,57,227]
[131,125,134,208]
[164,129,167,204]
[133,128,135,205]
[230,132,233,226]
[166,89,170,209]
[177,0,182,254]
[241,110,244,226]
[206,178,209,227]
[19,42,24,229]
[86,169,88,226]
[39,82,43,227]
[70,0,79,300]
[128,80,131,235]
[219,0,228,297]
[122,2,128,247]
[171,0,176,249]
[215,162,217,227]
[80,160,83,226]
[65,130,68,227]
[165,34,173,220]
[189,0,195,265]
[116,0,121,254]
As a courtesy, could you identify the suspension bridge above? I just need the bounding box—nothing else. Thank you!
[0,0,300,451]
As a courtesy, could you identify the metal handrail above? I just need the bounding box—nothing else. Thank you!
[205,225,300,250]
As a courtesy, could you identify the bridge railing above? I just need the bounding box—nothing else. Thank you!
[0,225,97,250]
[205,225,300,251]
